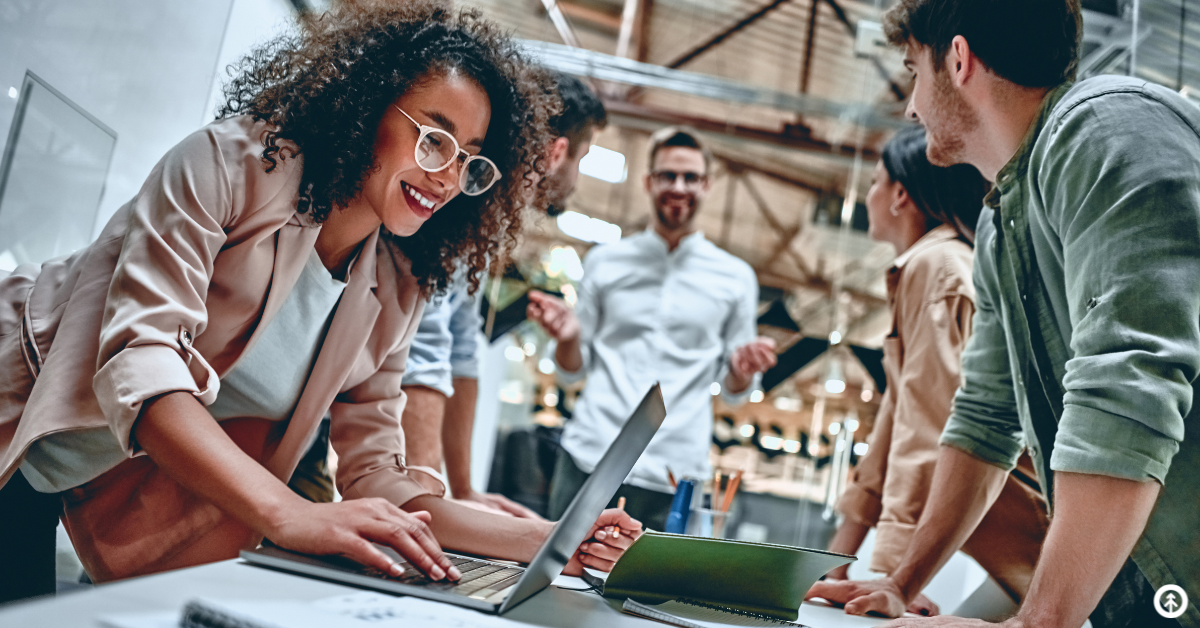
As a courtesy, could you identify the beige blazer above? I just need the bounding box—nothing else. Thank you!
[0,116,431,581]
[836,225,1047,602]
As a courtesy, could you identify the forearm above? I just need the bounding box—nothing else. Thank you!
[133,391,303,535]
[826,519,871,579]
[405,494,552,562]
[1012,472,1160,628]
[400,385,448,469]
[890,445,1008,602]
[442,377,478,498]
[555,337,583,374]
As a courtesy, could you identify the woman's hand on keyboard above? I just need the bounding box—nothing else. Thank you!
[562,508,643,575]
[266,498,462,582]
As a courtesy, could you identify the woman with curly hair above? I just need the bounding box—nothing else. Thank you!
[0,1,636,603]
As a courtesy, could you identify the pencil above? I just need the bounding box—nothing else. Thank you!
[712,471,723,512]
[719,470,743,513]
[666,467,677,489]
[612,496,626,538]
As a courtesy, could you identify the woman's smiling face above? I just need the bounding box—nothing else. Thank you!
[362,71,492,237]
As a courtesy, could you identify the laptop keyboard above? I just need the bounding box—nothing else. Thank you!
[383,555,524,600]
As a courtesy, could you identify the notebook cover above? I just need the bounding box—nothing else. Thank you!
[602,531,854,621]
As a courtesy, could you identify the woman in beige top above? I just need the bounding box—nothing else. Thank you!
[821,127,1047,614]
[0,2,636,603]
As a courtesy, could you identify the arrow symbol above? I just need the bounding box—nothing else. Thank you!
[1165,594,1179,612]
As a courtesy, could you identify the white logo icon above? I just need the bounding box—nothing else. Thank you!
[1154,584,1188,619]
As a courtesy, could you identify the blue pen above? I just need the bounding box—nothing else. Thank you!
[664,478,696,534]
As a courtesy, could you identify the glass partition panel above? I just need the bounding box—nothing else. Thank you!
[0,71,116,272]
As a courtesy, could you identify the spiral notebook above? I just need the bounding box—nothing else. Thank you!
[622,599,809,628]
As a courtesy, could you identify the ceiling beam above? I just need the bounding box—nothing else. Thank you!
[602,99,882,161]
[540,0,583,48]
[635,0,654,62]
[800,0,820,94]
[615,0,640,58]
[664,0,794,69]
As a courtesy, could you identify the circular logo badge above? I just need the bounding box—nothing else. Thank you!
[1154,584,1188,619]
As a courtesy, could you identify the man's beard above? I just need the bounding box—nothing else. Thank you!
[543,165,573,217]
[924,70,978,167]
[655,197,696,231]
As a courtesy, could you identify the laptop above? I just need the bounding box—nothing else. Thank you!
[241,383,667,614]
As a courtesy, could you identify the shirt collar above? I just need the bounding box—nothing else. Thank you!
[985,82,1073,209]
[643,228,706,255]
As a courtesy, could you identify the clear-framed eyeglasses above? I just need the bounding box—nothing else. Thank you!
[394,105,501,196]
[649,170,707,190]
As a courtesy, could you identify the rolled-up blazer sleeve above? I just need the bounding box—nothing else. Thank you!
[92,126,237,453]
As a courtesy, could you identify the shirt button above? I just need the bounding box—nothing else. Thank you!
[1021,294,1027,302]
[1009,219,1015,228]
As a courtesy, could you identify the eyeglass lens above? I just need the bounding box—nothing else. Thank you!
[417,128,499,195]
[653,171,705,186]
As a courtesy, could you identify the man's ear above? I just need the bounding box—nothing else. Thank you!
[547,136,570,172]
[948,35,975,88]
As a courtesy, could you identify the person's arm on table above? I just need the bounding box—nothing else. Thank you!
[443,377,540,518]
[135,391,458,581]
[824,519,871,581]
[405,495,640,574]
[808,446,1007,618]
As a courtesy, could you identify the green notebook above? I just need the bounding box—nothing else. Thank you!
[597,531,854,622]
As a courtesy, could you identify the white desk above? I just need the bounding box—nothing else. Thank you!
[0,560,888,628]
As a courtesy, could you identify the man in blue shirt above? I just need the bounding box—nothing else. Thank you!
[398,73,609,517]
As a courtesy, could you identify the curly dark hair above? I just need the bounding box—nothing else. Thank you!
[217,0,557,294]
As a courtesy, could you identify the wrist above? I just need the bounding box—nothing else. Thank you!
[257,490,306,538]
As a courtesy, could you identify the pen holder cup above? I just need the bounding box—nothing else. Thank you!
[685,507,729,538]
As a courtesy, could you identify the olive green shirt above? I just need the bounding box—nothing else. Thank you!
[940,76,1200,627]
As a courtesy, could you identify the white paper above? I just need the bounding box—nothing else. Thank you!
[98,593,528,628]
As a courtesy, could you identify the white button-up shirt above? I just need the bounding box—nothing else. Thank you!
[558,229,759,493]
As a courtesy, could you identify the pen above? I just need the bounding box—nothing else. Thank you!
[719,470,743,513]
[604,496,627,540]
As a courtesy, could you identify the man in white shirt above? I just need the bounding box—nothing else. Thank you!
[528,127,777,530]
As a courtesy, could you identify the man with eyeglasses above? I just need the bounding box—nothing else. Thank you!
[528,126,777,531]
[288,73,608,518]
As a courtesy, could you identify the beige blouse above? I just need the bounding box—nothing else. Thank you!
[0,116,432,581]
[837,225,1047,602]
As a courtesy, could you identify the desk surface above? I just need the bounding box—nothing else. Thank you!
[0,560,887,628]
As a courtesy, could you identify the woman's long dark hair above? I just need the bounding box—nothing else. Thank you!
[881,125,990,244]
[217,0,556,294]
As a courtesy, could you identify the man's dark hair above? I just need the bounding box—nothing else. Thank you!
[548,72,607,156]
[883,0,1082,88]
[647,126,713,174]
[881,125,990,243]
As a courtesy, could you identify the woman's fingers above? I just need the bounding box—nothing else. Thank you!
[580,541,624,562]
[358,507,459,581]
[338,535,408,577]
[575,550,616,572]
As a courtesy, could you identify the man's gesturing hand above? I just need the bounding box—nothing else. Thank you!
[527,290,580,343]
[267,498,461,582]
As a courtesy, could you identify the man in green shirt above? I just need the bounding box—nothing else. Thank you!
[807,1,1200,627]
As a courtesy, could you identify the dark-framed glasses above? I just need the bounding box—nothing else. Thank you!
[394,105,501,196]
[650,170,707,189]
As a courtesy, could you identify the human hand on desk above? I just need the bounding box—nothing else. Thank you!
[267,499,462,583]
[877,617,1019,627]
[562,508,643,575]
[806,576,912,618]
